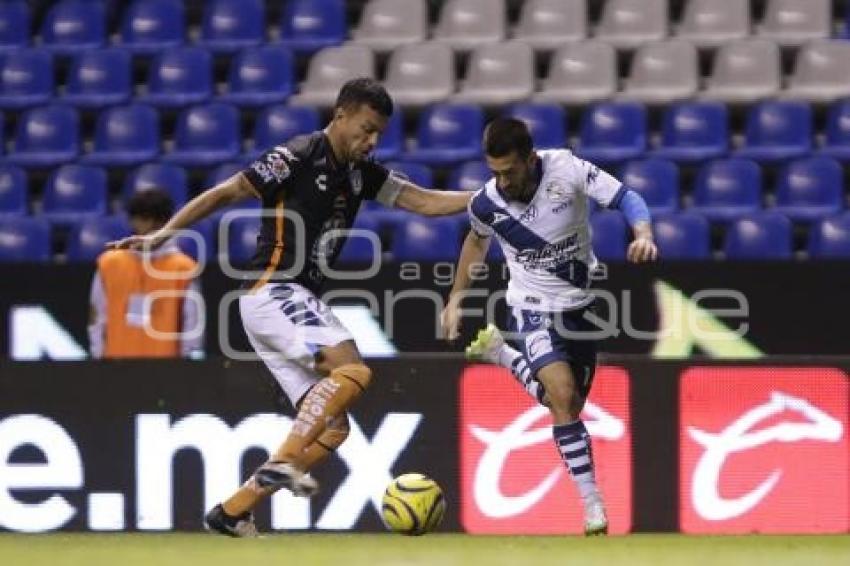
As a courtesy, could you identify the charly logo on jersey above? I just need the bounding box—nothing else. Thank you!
[519,205,538,223]
[679,367,849,534]
[460,366,632,534]
[491,212,511,225]
[688,391,844,522]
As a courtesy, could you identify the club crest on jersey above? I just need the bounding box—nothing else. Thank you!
[266,151,291,182]
[544,181,570,202]
[349,170,363,195]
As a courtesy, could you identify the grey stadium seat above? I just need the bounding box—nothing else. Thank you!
[351,0,427,52]
[756,0,831,48]
[675,0,751,49]
[595,0,668,49]
[701,39,781,104]
[453,41,534,105]
[384,42,455,107]
[621,40,699,104]
[512,0,587,51]
[783,40,850,103]
[534,41,617,105]
[290,46,375,107]
[433,0,506,51]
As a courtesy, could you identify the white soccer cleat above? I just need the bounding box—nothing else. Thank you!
[465,323,505,365]
[583,494,609,536]
[254,461,319,497]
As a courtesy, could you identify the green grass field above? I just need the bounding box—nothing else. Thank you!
[1,533,848,566]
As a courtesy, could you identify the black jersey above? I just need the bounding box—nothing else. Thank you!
[241,131,397,293]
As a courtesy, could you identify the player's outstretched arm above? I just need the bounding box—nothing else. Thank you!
[106,172,257,251]
[627,221,658,263]
[393,183,472,216]
[440,230,490,341]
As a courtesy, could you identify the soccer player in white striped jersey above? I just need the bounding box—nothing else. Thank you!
[441,118,657,535]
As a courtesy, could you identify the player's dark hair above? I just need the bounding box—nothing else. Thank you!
[126,188,174,224]
[334,77,394,117]
[484,118,533,160]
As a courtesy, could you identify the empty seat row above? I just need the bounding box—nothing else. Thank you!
[4,209,850,264]
[0,46,294,110]
[0,102,319,168]
[352,0,837,52]
[0,0,345,55]
[300,38,850,109]
[5,38,850,112]
[6,98,850,169]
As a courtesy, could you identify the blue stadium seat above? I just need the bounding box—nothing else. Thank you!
[391,216,461,261]
[174,218,215,262]
[808,212,850,258]
[0,49,53,109]
[819,99,850,160]
[404,104,484,165]
[373,110,403,161]
[575,102,647,164]
[206,162,246,187]
[278,0,346,53]
[123,163,188,208]
[653,212,711,259]
[246,105,319,160]
[506,103,567,149]
[591,210,627,261]
[735,100,812,162]
[83,104,160,166]
[0,217,50,262]
[119,0,184,54]
[449,160,491,192]
[63,48,132,107]
[199,0,265,52]
[337,213,381,265]
[40,0,106,54]
[653,102,728,162]
[0,0,29,53]
[164,103,240,166]
[66,216,132,262]
[141,47,212,108]
[7,105,79,167]
[0,165,27,216]
[42,165,107,226]
[724,212,792,260]
[226,215,261,265]
[385,161,433,188]
[772,156,843,222]
[621,158,679,215]
[691,158,762,222]
[221,46,294,107]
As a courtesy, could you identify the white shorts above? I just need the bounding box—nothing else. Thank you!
[239,282,354,405]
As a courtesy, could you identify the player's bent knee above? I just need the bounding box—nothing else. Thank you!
[331,363,372,393]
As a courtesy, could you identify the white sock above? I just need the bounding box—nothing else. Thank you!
[553,419,600,501]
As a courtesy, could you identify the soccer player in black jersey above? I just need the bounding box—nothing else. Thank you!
[109,78,471,536]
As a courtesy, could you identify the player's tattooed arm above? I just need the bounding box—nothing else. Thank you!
[393,182,473,216]
[440,230,490,341]
[106,172,256,251]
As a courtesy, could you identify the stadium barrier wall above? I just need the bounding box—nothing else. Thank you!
[2,262,849,358]
[1,358,848,534]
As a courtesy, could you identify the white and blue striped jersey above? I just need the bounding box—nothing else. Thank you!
[468,149,624,311]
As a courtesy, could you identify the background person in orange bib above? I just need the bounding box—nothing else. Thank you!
[88,188,203,359]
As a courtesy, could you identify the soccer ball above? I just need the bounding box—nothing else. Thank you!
[381,473,446,535]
